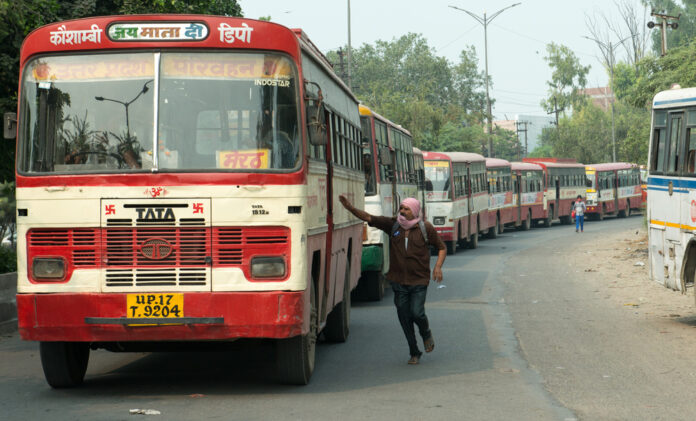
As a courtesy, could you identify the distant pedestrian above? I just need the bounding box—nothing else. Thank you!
[338,195,446,365]
[574,195,586,233]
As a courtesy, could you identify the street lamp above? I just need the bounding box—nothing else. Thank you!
[582,35,634,162]
[449,2,521,158]
[95,80,152,140]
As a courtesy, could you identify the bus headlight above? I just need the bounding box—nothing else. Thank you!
[251,256,286,278]
[32,257,65,280]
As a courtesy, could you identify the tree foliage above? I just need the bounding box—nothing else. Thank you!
[329,34,487,153]
[541,43,591,118]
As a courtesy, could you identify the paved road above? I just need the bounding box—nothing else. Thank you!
[1,214,680,420]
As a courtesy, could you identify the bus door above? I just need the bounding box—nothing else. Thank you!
[555,176,560,217]
[323,109,336,317]
[613,171,619,212]
[514,172,521,222]
[467,166,475,234]
[665,111,685,242]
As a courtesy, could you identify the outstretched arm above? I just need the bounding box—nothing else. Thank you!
[339,195,372,223]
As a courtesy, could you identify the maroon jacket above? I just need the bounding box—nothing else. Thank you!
[369,216,445,286]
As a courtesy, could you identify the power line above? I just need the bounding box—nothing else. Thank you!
[436,23,481,52]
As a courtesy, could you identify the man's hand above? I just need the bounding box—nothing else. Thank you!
[338,194,352,210]
[432,266,443,283]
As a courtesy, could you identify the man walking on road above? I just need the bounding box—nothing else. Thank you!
[338,195,447,364]
[574,195,586,233]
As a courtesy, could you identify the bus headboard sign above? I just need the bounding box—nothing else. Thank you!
[107,22,209,42]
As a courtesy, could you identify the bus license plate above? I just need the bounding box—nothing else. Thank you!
[127,293,183,319]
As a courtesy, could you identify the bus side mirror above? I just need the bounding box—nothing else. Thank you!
[304,81,327,146]
[4,112,16,140]
[306,103,327,146]
[379,146,393,166]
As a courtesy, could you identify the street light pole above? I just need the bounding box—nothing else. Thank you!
[449,2,521,158]
[582,35,634,162]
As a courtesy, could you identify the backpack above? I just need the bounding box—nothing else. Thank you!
[391,220,429,246]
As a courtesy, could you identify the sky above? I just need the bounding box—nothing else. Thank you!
[239,0,650,120]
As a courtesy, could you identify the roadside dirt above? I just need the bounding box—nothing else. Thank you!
[566,219,696,321]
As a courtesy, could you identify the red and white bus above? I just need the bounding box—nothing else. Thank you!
[511,162,545,230]
[523,158,586,226]
[8,15,364,387]
[585,163,642,219]
[423,152,488,254]
[485,158,515,237]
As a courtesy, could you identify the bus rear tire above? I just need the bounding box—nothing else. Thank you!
[542,209,552,227]
[468,231,479,249]
[39,341,90,388]
[277,283,317,385]
[522,211,531,231]
[359,270,384,301]
[446,240,456,255]
[324,260,351,343]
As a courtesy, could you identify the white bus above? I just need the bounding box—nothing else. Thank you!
[357,105,418,300]
[647,86,696,294]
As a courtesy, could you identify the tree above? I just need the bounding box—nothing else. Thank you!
[329,33,486,152]
[541,43,591,119]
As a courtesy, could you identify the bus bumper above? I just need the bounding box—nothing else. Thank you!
[361,244,383,272]
[435,227,454,241]
[16,291,305,342]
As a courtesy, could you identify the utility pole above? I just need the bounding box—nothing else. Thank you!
[449,2,521,158]
[336,48,346,80]
[346,0,353,90]
[548,97,563,126]
[583,34,635,161]
[516,120,530,157]
[648,11,680,56]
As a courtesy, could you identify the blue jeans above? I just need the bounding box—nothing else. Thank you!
[575,214,584,231]
[391,282,431,357]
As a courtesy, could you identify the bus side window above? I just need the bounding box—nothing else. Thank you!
[686,127,696,175]
[667,114,683,173]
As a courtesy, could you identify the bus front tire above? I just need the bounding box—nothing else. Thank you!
[446,240,456,255]
[39,341,90,388]
[358,270,384,301]
[488,216,499,239]
[277,283,317,385]
[468,231,479,249]
[324,260,351,343]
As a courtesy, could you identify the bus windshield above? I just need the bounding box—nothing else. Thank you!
[18,51,300,174]
[424,161,451,201]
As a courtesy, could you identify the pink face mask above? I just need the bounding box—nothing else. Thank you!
[397,198,421,230]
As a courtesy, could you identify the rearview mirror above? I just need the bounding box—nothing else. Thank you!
[379,146,393,166]
[4,112,16,140]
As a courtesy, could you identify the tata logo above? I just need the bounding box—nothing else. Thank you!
[140,238,174,260]
[136,207,175,220]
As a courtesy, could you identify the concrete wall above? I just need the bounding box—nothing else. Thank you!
[0,272,16,334]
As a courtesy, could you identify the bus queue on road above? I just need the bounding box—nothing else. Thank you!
[2,15,647,388]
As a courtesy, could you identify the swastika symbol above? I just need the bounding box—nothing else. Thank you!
[105,205,115,215]
[193,203,203,214]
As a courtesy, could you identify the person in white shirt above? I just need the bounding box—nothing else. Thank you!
[574,195,586,233]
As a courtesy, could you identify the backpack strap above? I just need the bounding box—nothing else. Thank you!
[418,220,429,246]
[392,220,429,246]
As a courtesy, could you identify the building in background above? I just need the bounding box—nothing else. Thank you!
[581,86,613,112]
[493,115,555,156]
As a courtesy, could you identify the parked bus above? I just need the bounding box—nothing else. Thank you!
[511,162,545,230]
[6,15,365,387]
[423,152,488,254]
[356,104,417,300]
[646,86,696,293]
[585,163,642,220]
[485,158,515,237]
[523,158,586,226]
